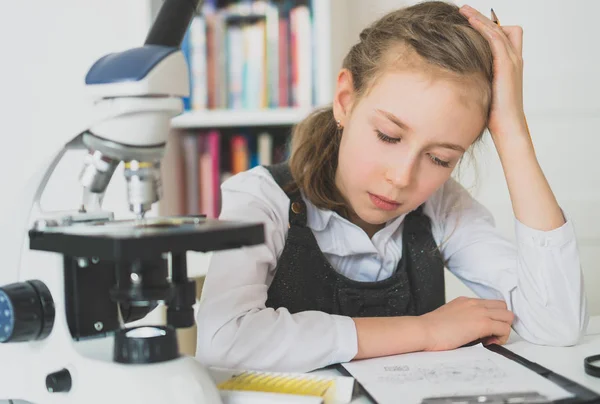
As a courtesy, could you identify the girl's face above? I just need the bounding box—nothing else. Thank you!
[334,69,486,233]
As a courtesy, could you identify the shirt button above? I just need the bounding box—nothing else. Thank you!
[291,201,303,214]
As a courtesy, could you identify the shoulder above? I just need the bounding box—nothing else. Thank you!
[423,178,494,238]
[219,166,291,224]
[425,177,474,214]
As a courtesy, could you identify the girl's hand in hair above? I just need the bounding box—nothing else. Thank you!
[459,4,528,143]
[459,5,566,232]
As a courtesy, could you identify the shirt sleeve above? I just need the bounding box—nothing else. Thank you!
[431,179,588,346]
[195,167,358,373]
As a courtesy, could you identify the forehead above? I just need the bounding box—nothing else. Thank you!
[362,70,486,143]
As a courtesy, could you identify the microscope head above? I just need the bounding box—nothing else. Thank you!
[79,44,188,217]
[78,0,203,217]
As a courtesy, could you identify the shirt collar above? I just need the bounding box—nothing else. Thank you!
[302,193,407,241]
[302,194,335,231]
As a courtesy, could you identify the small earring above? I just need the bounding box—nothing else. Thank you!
[336,119,343,130]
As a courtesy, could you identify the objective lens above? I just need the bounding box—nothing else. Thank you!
[124,161,162,216]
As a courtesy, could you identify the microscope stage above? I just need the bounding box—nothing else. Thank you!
[28,216,265,260]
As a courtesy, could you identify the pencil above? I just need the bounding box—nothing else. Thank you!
[491,8,499,25]
[490,8,500,25]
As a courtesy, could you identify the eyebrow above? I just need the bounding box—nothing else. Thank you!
[432,142,466,153]
[375,108,466,153]
[376,109,412,131]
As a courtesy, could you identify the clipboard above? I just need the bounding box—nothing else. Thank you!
[333,344,600,404]
[484,344,600,404]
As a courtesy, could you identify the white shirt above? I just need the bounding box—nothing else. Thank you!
[195,166,588,372]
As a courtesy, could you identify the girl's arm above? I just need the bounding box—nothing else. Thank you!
[460,5,564,231]
[354,296,514,359]
[196,170,358,373]
[452,5,587,343]
[197,169,516,371]
[433,179,587,346]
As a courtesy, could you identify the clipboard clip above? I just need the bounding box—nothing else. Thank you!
[421,391,551,404]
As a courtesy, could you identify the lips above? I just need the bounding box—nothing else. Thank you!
[368,193,401,211]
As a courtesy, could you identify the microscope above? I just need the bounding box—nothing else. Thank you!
[0,0,264,402]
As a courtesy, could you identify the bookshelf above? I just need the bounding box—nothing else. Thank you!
[152,0,335,281]
[156,0,334,212]
[171,107,314,128]
[165,0,333,125]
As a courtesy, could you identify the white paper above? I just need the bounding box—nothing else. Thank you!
[342,345,573,404]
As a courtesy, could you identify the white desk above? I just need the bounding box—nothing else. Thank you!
[6,318,598,404]
[320,315,600,403]
[503,315,600,395]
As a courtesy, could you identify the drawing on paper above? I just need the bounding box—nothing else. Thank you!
[377,359,507,385]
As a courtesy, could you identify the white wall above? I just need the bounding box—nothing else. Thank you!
[4,0,597,315]
[329,0,600,313]
[0,1,153,283]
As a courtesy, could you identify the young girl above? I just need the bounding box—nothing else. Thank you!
[195,1,588,372]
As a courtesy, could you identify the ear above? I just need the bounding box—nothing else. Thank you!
[332,68,355,127]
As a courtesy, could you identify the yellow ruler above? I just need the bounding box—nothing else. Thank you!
[217,370,340,403]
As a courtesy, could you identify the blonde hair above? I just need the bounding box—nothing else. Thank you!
[289,1,493,218]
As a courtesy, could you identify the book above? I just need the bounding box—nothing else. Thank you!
[182,134,200,214]
[198,130,221,217]
[180,0,316,111]
[190,15,208,110]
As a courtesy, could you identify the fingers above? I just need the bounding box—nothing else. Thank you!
[482,336,501,345]
[474,299,514,330]
[460,5,500,32]
[453,296,507,310]
[459,5,521,61]
[487,308,515,325]
[501,26,524,57]
[487,319,513,343]
[478,299,508,310]
[456,297,513,343]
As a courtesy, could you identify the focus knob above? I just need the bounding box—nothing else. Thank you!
[0,280,55,343]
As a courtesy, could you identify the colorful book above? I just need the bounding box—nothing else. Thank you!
[182,134,199,215]
[290,4,313,107]
[231,135,249,174]
[181,30,193,111]
[198,130,221,218]
[227,24,245,109]
[258,132,273,166]
[190,15,208,110]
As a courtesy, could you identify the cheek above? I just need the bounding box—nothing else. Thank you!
[413,164,453,201]
[339,129,380,182]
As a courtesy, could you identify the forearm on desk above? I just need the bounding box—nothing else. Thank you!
[353,316,427,359]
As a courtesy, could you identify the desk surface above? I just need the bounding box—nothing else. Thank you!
[505,315,600,394]
[320,316,600,403]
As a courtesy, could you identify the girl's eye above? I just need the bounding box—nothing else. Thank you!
[376,130,400,144]
[375,129,452,168]
[428,154,451,168]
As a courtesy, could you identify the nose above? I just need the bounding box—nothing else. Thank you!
[385,157,417,189]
